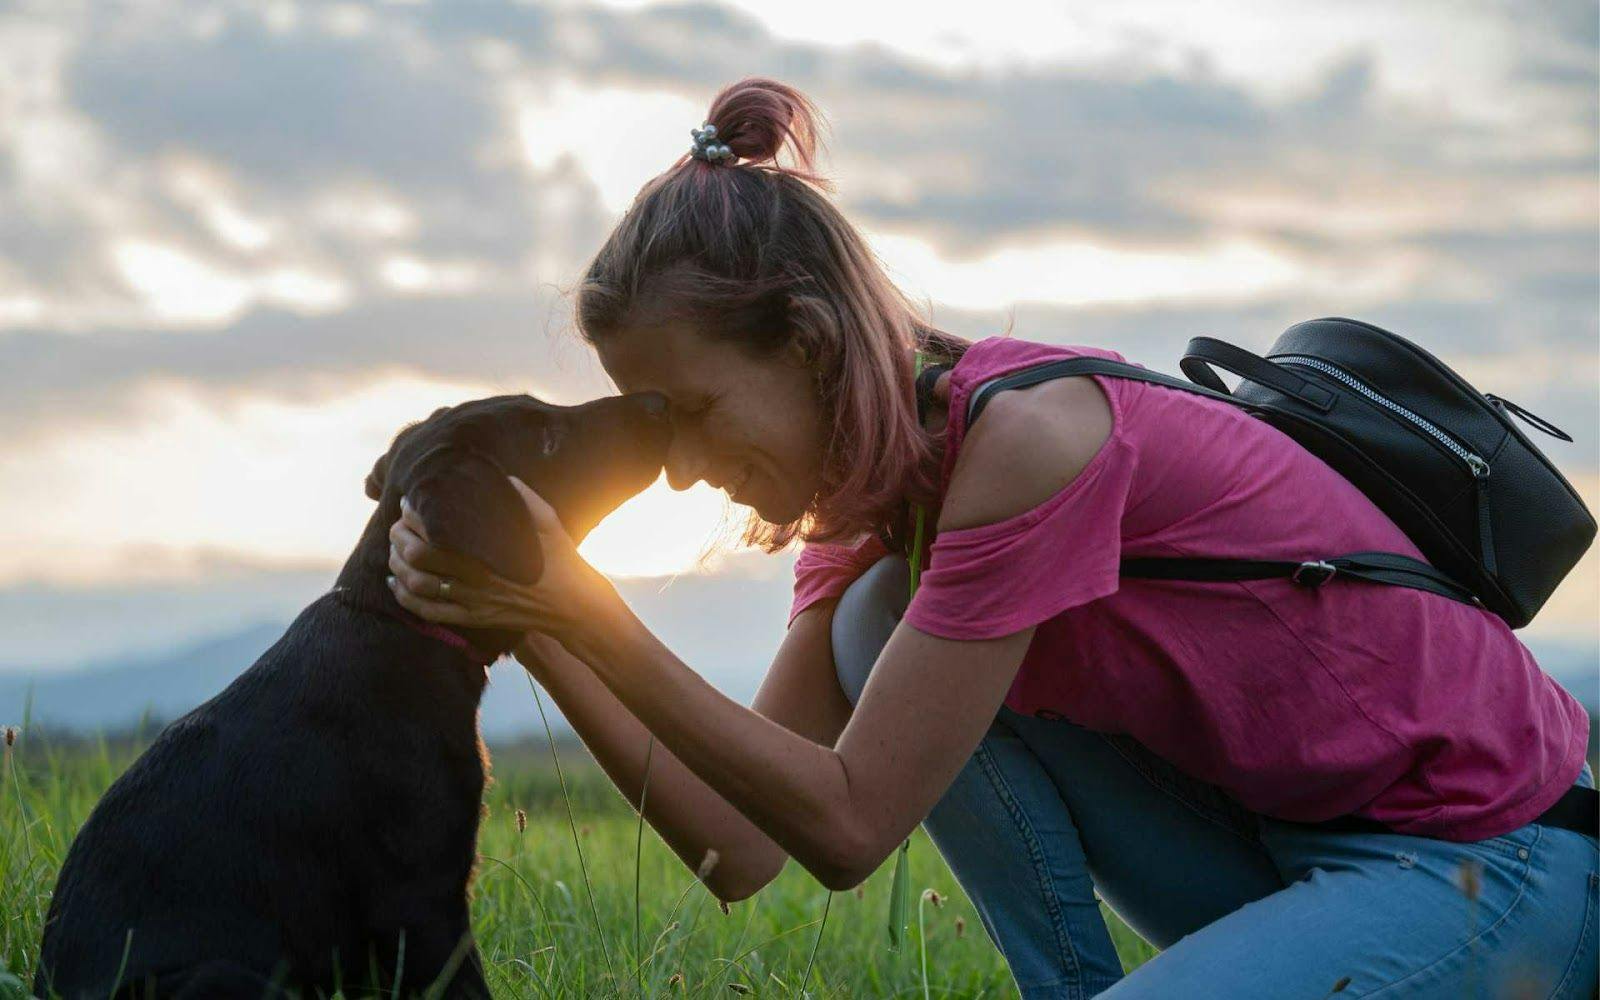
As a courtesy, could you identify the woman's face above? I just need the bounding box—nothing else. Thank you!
[595,322,828,524]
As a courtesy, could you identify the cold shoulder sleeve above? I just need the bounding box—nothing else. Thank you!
[788,533,892,628]
[901,435,1139,640]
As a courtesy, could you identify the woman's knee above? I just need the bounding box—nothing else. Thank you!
[830,554,910,706]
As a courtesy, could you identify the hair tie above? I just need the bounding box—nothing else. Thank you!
[689,123,736,164]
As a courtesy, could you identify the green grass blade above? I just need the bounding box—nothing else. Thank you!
[524,672,617,984]
[800,890,832,996]
[633,736,655,996]
[887,839,911,951]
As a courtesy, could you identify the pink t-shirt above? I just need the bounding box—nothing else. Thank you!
[790,335,1588,842]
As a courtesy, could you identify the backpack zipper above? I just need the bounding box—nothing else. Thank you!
[1277,352,1499,576]
[1273,355,1490,479]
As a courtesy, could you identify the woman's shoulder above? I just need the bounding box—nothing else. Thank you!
[944,336,1129,433]
[937,338,1120,534]
[933,336,1126,494]
[948,335,1129,383]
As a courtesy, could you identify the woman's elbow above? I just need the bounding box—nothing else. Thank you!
[813,848,885,892]
[702,817,896,898]
[706,868,776,904]
[807,821,889,892]
[701,844,787,904]
[813,864,870,893]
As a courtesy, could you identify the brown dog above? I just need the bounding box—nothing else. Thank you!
[35,391,670,999]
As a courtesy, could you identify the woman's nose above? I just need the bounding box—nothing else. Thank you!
[663,431,708,492]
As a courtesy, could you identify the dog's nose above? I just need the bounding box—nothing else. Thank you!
[635,392,669,420]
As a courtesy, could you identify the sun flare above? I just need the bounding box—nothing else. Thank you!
[577,473,750,578]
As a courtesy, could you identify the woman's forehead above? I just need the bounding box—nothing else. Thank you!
[598,324,714,397]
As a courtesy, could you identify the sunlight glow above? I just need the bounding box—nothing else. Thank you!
[0,375,500,584]
[865,230,1319,310]
[583,0,1515,116]
[163,156,278,252]
[111,240,349,327]
[513,77,702,214]
[0,378,743,585]
[578,473,748,578]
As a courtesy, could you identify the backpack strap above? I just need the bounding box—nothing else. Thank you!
[967,356,1238,426]
[915,362,952,427]
[964,356,1481,608]
[1180,336,1338,411]
[1120,552,1482,607]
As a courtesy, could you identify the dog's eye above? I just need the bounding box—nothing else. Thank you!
[539,423,562,457]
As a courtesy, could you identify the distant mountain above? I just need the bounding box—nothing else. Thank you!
[2,589,1594,743]
[1526,639,1600,713]
[0,617,619,740]
[0,566,797,740]
[0,622,287,733]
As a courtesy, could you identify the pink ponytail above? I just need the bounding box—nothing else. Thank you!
[575,77,972,552]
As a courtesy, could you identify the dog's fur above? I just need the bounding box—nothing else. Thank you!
[33,391,670,999]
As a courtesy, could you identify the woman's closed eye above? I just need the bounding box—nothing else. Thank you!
[671,396,715,426]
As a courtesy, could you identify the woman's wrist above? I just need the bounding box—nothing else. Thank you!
[512,632,560,681]
[563,583,646,668]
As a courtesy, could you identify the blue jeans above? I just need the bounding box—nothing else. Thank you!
[834,554,1599,999]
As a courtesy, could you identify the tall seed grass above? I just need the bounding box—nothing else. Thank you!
[1,720,1160,998]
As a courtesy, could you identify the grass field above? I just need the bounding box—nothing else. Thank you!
[0,723,1160,999]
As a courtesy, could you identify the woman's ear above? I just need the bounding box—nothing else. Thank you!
[400,444,544,584]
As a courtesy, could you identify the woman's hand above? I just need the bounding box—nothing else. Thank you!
[513,629,576,681]
[387,476,622,646]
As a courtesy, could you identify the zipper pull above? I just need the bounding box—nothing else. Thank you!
[1471,454,1496,576]
[1486,394,1574,442]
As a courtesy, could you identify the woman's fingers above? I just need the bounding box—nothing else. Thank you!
[389,571,560,633]
[381,476,607,641]
[398,495,429,537]
[389,497,493,582]
[387,545,480,605]
[389,519,422,559]
[388,574,477,625]
[386,545,430,595]
[508,476,563,535]
[385,519,474,602]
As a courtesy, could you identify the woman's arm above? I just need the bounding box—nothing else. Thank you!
[512,596,853,902]
[561,591,1035,889]
[391,373,1113,888]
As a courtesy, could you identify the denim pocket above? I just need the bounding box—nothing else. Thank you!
[1551,871,1599,1000]
[1465,821,1539,864]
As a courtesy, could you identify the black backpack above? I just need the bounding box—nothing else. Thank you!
[958,316,1597,629]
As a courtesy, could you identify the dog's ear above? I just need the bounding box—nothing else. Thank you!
[400,444,543,584]
[367,408,452,502]
[364,452,391,501]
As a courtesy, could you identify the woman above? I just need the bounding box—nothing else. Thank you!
[387,78,1598,998]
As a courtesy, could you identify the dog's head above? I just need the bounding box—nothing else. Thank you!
[361,391,671,585]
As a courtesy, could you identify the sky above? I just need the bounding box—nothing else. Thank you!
[0,0,1595,679]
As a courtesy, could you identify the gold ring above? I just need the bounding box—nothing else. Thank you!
[438,578,453,601]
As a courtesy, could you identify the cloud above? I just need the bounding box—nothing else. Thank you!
[0,289,615,444]
[934,296,1600,471]
[0,0,1592,595]
[4,0,1592,332]
[0,1,620,332]
[70,12,493,194]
